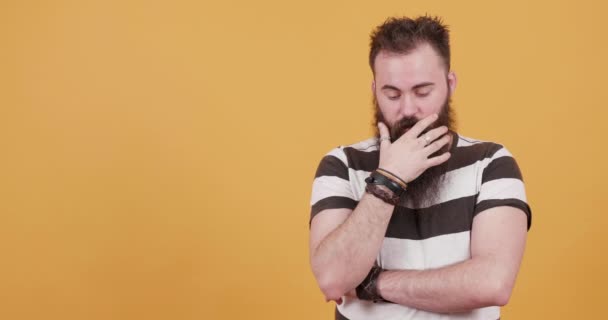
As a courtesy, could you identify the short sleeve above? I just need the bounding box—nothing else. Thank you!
[474,146,532,230]
[310,148,357,224]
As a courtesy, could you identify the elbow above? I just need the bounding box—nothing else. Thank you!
[481,278,514,307]
[321,287,345,302]
[492,284,513,307]
[316,271,349,302]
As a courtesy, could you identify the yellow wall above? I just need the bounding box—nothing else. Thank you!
[1,0,606,319]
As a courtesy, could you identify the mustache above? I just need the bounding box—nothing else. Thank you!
[390,117,439,142]
[390,117,418,141]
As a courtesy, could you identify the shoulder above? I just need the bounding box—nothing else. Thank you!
[343,137,379,152]
[310,138,377,221]
[453,133,515,161]
[457,135,531,229]
[454,133,526,189]
[341,137,379,172]
[318,137,379,169]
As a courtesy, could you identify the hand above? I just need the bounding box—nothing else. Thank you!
[377,114,452,183]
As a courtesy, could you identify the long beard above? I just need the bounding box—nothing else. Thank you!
[373,95,456,207]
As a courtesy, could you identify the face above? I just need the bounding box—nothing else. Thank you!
[372,43,457,206]
[372,43,457,141]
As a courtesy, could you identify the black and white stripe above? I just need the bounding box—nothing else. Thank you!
[309,133,532,320]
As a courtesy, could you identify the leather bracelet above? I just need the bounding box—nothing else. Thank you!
[365,171,405,196]
[356,264,390,303]
[376,168,408,190]
[365,183,400,205]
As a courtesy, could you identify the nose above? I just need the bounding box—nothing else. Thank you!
[398,94,417,118]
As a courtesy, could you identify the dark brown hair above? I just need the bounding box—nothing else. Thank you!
[369,16,451,73]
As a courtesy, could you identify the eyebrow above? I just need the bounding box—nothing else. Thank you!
[381,82,435,91]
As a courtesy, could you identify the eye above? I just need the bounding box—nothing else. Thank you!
[388,95,401,101]
[415,90,431,98]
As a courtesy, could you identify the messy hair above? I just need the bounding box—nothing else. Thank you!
[369,16,451,73]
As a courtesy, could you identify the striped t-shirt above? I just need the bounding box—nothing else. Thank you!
[310,133,532,320]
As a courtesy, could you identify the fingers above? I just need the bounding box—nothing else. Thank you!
[415,125,448,148]
[426,150,451,167]
[377,122,391,149]
[404,113,438,139]
[423,131,451,156]
[423,126,449,143]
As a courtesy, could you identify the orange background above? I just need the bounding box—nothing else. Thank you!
[1,1,606,319]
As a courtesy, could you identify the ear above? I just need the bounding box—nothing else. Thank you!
[371,80,376,93]
[447,71,457,96]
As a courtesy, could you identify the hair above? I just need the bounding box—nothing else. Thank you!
[369,15,451,73]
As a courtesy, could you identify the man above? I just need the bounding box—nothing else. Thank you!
[309,16,531,320]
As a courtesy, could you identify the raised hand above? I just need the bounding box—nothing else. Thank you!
[377,114,452,183]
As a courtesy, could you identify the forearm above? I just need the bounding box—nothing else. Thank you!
[377,257,511,314]
[311,193,393,300]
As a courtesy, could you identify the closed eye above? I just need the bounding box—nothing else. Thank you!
[413,83,434,97]
[381,85,402,101]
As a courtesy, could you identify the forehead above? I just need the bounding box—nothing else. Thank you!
[374,43,447,88]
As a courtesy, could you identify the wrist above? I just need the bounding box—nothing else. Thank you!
[364,170,407,205]
[375,270,388,301]
[376,168,409,188]
[365,183,400,205]
[356,264,391,303]
[379,166,414,184]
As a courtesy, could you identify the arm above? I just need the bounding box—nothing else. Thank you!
[310,194,394,302]
[375,206,528,313]
[310,116,451,302]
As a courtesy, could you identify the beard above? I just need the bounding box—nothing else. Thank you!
[373,94,456,207]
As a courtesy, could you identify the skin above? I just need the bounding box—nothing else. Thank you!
[309,42,528,313]
[309,116,450,302]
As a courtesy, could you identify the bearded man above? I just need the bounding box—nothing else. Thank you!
[309,16,532,320]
